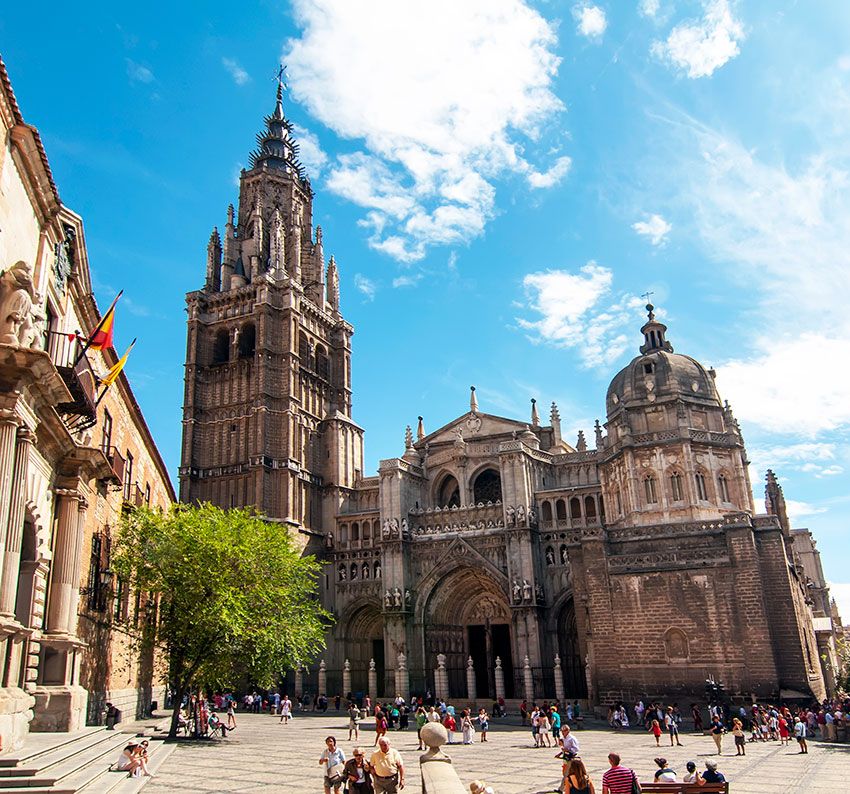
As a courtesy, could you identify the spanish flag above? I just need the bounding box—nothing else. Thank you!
[86,290,122,351]
[101,338,136,388]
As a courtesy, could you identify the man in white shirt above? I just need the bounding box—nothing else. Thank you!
[560,725,580,758]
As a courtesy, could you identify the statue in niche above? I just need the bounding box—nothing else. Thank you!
[392,587,402,608]
[535,583,545,603]
[528,508,537,527]
[383,589,393,608]
[390,518,400,537]
[324,532,334,549]
[382,519,392,539]
[516,505,526,525]
[545,548,555,566]
[401,518,409,538]
[560,546,568,565]
[374,561,382,579]
[362,562,370,579]
[512,579,522,603]
[522,579,532,602]
[505,505,516,527]
[0,261,41,348]
[338,565,346,581]
[404,589,412,610]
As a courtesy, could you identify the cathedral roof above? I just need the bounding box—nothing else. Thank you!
[606,303,720,415]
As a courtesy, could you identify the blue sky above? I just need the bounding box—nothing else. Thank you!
[3,1,849,613]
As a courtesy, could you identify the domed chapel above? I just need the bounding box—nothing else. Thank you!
[180,83,830,707]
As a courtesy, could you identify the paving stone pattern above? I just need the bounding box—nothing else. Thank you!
[144,712,848,793]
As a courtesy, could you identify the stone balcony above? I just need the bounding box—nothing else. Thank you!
[408,500,505,536]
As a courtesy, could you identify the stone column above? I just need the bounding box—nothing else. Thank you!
[466,656,477,702]
[294,666,303,697]
[523,655,534,703]
[0,412,21,584]
[0,426,33,618]
[318,659,327,696]
[394,652,409,701]
[45,488,84,635]
[554,653,565,703]
[368,658,377,702]
[434,654,447,701]
[343,658,352,698]
[494,657,505,701]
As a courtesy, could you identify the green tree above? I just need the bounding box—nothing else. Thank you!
[112,503,330,737]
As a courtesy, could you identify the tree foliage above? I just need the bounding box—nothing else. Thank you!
[112,503,330,736]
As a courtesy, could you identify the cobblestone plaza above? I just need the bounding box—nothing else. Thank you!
[145,712,846,793]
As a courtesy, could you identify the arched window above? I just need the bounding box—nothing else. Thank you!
[541,502,553,523]
[644,475,658,504]
[695,472,708,501]
[299,333,311,368]
[472,469,502,504]
[212,329,229,364]
[351,522,360,542]
[362,522,371,544]
[436,474,460,508]
[569,497,581,520]
[315,345,329,379]
[238,323,255,358]
[670,472,683,502]
[556,499,567,521]
[718,474,730,502]
[584,495,597,519]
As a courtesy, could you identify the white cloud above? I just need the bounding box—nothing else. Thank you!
[632,213,672,245]
[573,4,608,39]
[639,0,661,18]
[285,0,565,262]
[222,57,250,86]
[651,0,744,78]
[292,124,328,179]
[516,263,644,367]
[785,499,827,523]
[354,273,377,301]
[527,156,573,189]
[392,274,422,288]
[747,442,843,479]
[716,336,850,435]
[126,59,154,84]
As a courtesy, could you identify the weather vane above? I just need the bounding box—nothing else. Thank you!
[275,63,288,92]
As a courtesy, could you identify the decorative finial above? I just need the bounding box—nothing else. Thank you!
[470,385,478,413]
[404,425,413,450]
[550,401,561,423]
[417,416,425,441]
[530,398,540,427]
[576,430,587,452]
[274,63,287,120]
[594,418,603,447]
[226,204,235,225]
[316,225,323,245]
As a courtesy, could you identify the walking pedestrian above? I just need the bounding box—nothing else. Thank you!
[649,718,662,747]
[477,708,490,742]
[319,736,346,794]
[794,716,808,754]
[732,718,746,755]
[348,702,362,741]
[665,706,683,747]
[369,737,405,793]
[226,699,236,730]
[602,753,640,794]
[709,715,724,755]
[343,747,374,793]
[374,709,388,747]
[280,694,292,724]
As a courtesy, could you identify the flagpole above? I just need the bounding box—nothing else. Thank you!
[74,290,123,365]
[94,337,137,406]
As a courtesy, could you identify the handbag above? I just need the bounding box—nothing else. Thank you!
[327,762,345,785]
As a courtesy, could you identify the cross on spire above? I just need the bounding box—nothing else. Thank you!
[641,290,654,303]
[273,64,288,120]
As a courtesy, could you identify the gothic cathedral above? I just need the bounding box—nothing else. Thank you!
[181,85,830,707]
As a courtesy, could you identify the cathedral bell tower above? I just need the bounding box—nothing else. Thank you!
[179,76,364,540]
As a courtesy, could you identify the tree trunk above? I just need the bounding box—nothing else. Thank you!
[168,685,185,739]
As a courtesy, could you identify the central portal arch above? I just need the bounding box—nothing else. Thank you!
[424,567,513,699]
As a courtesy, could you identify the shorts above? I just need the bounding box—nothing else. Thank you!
[668,726,678,735]
[552,727,560,738]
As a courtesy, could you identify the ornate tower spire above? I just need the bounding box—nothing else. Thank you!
[326,254,340,313]
[639,302,674,354]
[530,398,540,427]
[417,416,425,441]
[404,425,414,450]
[470,386,479,413]
[206,227,221,291]
[249,68,306,180]
[550,401,563,446]
[576,430,587,452]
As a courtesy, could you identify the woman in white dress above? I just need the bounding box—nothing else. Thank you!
[279,694,292,724]
[461,710,476,744]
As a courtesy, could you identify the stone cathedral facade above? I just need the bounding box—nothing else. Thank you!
[181,86,831,707]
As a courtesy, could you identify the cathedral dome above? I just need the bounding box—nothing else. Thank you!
[606,304,720,415]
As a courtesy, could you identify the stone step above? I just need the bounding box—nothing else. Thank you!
[0,730,107,769]
[0,734,130,789]
[78,740,177,794]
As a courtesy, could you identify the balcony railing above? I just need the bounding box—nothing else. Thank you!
[102,446,125,484]
[47,332,98,425]
[123,482,145,508]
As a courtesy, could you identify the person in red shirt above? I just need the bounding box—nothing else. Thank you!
[443,712,456,744]
[602,753,640,794]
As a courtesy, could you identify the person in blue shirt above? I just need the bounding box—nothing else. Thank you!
[702,760,726,783]
[550,706,562,741]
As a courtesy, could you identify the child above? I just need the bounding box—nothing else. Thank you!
[649,718,662,747]
[477,708,490,743]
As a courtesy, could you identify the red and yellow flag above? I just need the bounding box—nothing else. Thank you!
[86,290,122,351]
[101,338,136,388]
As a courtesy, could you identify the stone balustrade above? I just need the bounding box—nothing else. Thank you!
[408,501,504,535]
[419,723,466,794]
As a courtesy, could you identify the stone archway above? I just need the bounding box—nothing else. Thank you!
[343,603,384,697]
[424,567,513,699]
[556,598,587,699]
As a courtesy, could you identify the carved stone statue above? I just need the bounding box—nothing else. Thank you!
[528,508,537,527]
[369,658,375,672]
[546,548,555,566]
[384,589,393,608]
[374,561,382,579]
[401,518,409,538]
[397,652,407,670]
[505,505,516,527]
[392,587,402,608]
[560,546,568,565]
[404,589,412,609]
[324,532,334,549]
[512,579,522,603]
[535,583,545,603]
[436,653,447,669]
[522,579,532,602]
[467,656,474,670]
[382,519,392,539]
[338,564,346,581]
[0,261,41,348]
[362,562,370,579]
[390,518,400,537]
[516,505,526,525]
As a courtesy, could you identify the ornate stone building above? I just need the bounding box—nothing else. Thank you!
[0,56,173,749]
[181,84,831,707]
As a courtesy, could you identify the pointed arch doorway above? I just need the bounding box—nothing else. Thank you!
[424,567,514,699]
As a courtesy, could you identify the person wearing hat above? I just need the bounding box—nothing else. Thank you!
[702,760,726,784]
[470,782,494,794]
[114,739,142,777]
[682,761,701,784]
